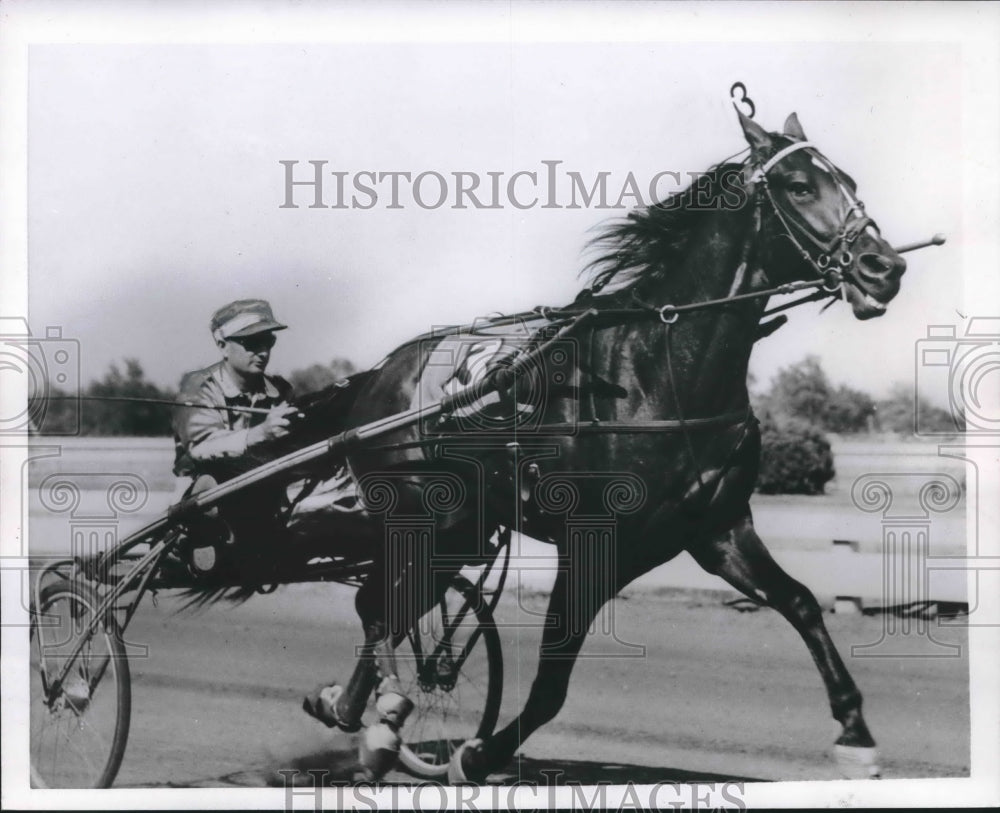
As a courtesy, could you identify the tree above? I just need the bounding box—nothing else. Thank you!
[759,356,876,434]
[28,384,79,435]
[287,357,357,395]
[760,355,830,427]
[824,384,877,434]
[875,383,963,435]
[81,359,176,436]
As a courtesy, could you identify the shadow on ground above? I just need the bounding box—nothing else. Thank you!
[133,746,764,788]
[496,753,764,785]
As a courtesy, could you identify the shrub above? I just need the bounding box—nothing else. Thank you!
[756,414,835,495]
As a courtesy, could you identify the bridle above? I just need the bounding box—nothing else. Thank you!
[748,139,876,297]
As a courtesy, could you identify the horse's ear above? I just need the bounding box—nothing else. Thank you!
[783,112,807,141]
[738,109,772,154]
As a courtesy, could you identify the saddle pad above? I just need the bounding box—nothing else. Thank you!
[412,319,552,427]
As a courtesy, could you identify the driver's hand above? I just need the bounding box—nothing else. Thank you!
[248,404,301,445]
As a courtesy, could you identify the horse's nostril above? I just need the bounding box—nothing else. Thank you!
[860,254,890,275]
[859,253,905,281]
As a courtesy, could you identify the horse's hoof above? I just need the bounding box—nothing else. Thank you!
[834,744,882,779]
[447,738,487,784]
[357,722,401,781]
[302,683,363,733]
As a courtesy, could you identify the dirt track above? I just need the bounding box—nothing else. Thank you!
[107,582,968,787]
[25,439,971,789]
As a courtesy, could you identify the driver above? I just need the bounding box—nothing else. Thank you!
[174,301,410,774]
[174,298,298,481]
[172,299,300,572]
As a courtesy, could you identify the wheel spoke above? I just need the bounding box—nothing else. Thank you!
[58,717,102,775]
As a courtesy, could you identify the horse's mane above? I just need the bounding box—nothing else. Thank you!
[583,162,747,294]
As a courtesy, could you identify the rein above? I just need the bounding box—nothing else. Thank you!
[479,274,837,330]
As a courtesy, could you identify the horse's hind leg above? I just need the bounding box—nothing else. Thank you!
[305,519,467,775]
[452,545,622,782]
[689,510,879,778]
[301,580,392,734]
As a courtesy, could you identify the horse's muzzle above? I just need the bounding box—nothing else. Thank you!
[857,251,907,286]
[841,248,906,318]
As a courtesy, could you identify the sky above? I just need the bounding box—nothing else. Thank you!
[7,3,999,407]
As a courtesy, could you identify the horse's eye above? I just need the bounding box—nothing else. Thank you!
[787,181,813,198]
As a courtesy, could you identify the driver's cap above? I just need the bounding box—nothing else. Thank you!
[210,299,287,341]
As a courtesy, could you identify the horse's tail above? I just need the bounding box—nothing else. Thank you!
[172,582,261,612]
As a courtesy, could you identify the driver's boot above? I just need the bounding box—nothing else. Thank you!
[180,475,234,577]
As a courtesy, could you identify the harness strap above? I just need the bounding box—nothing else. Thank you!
[663,322,706,495]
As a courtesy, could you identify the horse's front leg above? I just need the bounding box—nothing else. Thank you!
[689,509,879,779]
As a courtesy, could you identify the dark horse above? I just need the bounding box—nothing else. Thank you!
[309,109,906,781]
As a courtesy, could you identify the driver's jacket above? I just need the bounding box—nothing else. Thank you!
[172,361,294,479]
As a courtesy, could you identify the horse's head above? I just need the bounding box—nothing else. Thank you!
[739,111,906,320]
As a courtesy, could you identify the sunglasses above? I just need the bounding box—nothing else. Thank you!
[229,333,277,352]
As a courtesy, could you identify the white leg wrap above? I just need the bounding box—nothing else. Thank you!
[447,738,483,784]
[834,744,882,779]
[356,676,414,780]
[375,691,414,727]
[357,722,402,781]
[375,675,414,727]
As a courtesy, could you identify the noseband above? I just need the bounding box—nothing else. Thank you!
[749,140,875,293]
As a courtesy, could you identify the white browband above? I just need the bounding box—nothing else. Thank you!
[759,140,815,175]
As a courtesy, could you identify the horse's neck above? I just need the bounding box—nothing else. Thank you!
[663,209,756,304]
[629,212,763,417]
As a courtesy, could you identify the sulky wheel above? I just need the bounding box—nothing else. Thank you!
[29,577,131,788]
[393,575,503,778]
